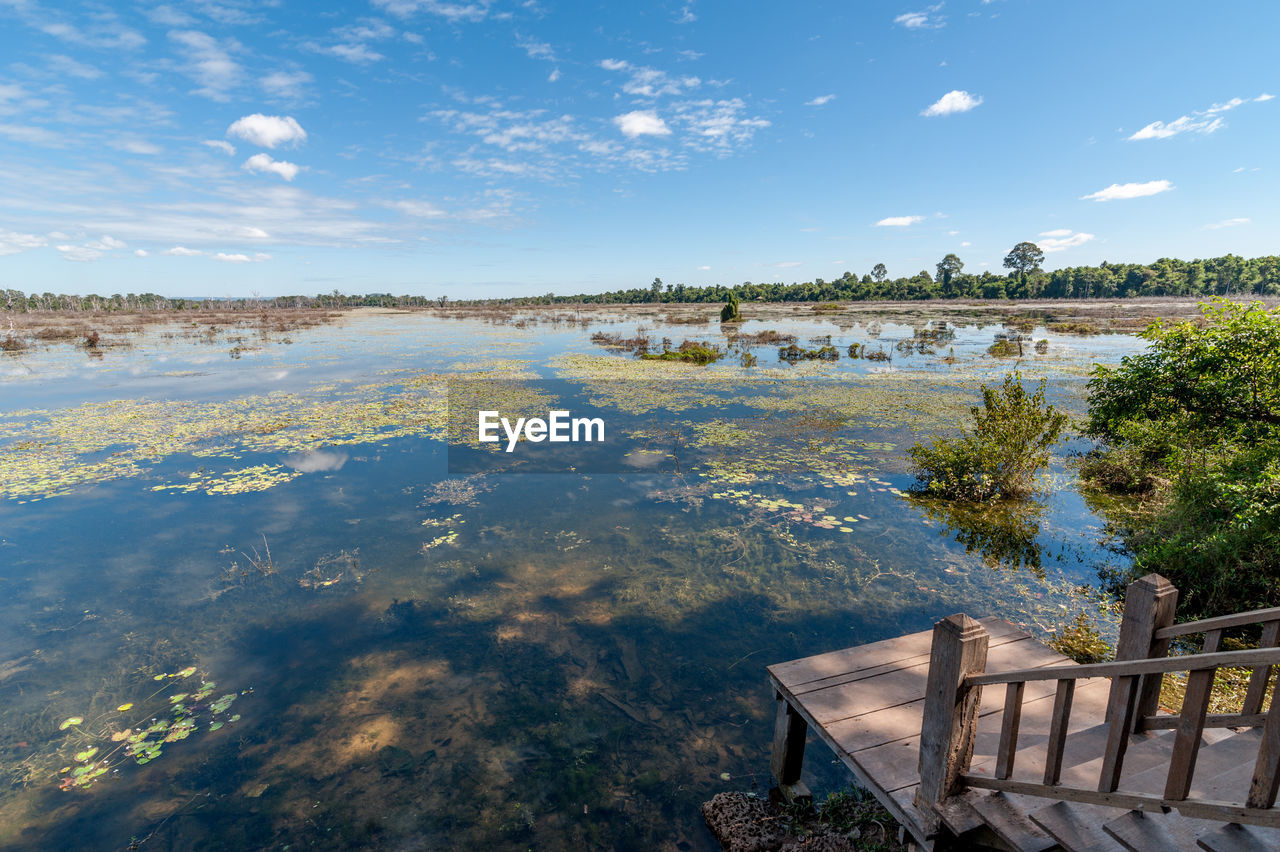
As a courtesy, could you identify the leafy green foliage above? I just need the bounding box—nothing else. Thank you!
[719,291,742,322]
[909,373,1067,501]
[1083,299,1280,619]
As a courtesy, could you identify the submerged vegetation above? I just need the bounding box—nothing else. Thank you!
[1082,298,1280,620]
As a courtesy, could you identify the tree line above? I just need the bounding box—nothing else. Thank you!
[4,246,1279,311]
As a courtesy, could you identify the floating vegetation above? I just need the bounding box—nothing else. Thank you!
[150,463,302,496]
[422,532,461,550]
[421,475,491,506]
[49,666,246,791]
[778,344,839,362]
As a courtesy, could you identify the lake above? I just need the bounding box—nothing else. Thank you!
[0,302,1150,849]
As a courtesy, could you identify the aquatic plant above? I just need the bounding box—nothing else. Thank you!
[640,341,724,365]
[908,372,1067,501]
[777,344,839,362]
[719,292,742,323]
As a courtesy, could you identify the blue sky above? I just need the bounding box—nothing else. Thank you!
[0,0,1275,298]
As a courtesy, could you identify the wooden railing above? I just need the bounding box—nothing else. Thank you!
[914,575,1280,833]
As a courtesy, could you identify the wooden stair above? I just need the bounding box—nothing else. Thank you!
[763,574,1280,851]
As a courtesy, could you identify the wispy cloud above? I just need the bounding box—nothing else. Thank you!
[203,139,236,155]
[1204,217,1250,229]
[895,4,945,29]
[169,30,242,101]
[371,0,494,22]
[1129,93,1272,140]
[1081,179,1174,201]
[805,94,836,106]
[876,215,923,226]
[260,70,314,100]
[599,59,700,98]
[921,90,982,116]
[1037,229,1094,252]
[0,229,46,256]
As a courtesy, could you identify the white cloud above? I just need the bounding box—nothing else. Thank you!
[1081,180,1174,201]
[47,54,102,80]
[162,246,203,256]
[672,98,770,151]
[0,123,65,146]
[387,199,448,218]
[805,94,836,106]
[895,4,945,29]
[371,0,493,22]
[922,90,982,116]
[697,265,710,270]
[169,30,241,101]
[227,114,307,148]
[875,215,924,227]
[674,5,696,24]
[134,249,149,257]
[614,110,671,138]
[1129,93,1272,140]
[55,244,102,262]
[86,235,127,250]
[214,252,252,263]
[261,70,313,100]
[1204,217,1250,229]
[112,138,162,155]
[598,59,700,98]
[961,241,971,247]
[548,68,561,82]
[243,153,301,181]
[203,140,236,156]
[1037,230,1095,252]
[0,229,46,256]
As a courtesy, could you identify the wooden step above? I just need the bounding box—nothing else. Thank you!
[1030,801,1127,851]
[969,791,1062,852]
[1104,810,1208,852]
[1197,822,1280,852]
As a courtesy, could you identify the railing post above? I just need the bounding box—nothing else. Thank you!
[916,614,989,835]
[1111,574,1178,732]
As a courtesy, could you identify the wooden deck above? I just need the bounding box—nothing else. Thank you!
[764,588,1280,851]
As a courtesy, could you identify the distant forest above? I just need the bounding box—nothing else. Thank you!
[4,249,1279,311]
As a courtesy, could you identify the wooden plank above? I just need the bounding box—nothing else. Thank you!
[1101,676,1141,792]
[968,648,1280,687]
[800,635,1074,734]
[767,617,1023,689]
[1142,714,1267,731]
[1154,609,1280,641]
[1030,801,1127,852]
[780,621,1030,700]
[1247,690,1280,808]
[1196,822,1280,852]
[962,775,1168,813]
[967,791,1059,852]
[1120,728,1261,800]
[1104,810,1208,852]
[916,615,989,834]
[1166,630,1223,801]
[997,680,1026,780]
[1046,679,1077,786]
[1242,621,1280,717]
[854,678,1112,794]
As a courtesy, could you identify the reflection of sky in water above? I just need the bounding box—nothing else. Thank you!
[0,309,1142,850]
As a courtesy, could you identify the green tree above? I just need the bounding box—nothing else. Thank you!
[936,253,964,297]
[1082,299,1280,618]
[650,277,664,302]
[870,263,888,284]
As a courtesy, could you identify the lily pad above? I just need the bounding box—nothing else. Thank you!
[58,717,83,730]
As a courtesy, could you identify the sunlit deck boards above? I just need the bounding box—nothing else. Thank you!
[766,617,1107,849]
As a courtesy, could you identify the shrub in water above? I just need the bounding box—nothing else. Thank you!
[909,372,1067,501]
